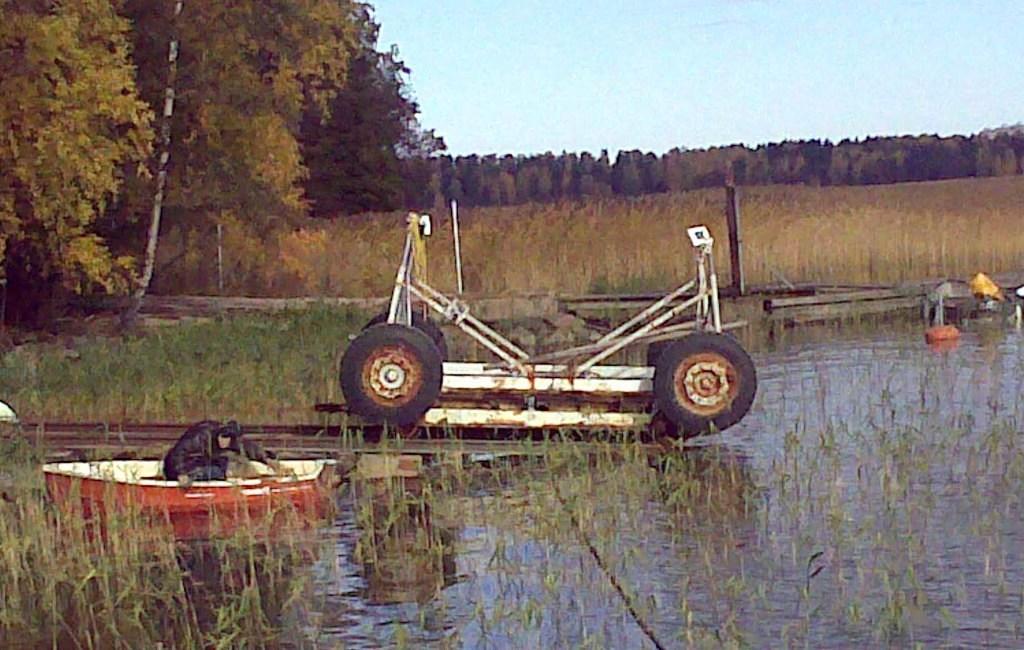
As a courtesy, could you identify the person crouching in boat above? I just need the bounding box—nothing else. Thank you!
[164,420,290,483]
[163,420,244,483]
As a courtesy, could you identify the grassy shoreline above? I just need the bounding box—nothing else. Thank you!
[0,307,366,424]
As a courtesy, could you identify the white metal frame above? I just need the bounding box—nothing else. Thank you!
[383,217,732,398]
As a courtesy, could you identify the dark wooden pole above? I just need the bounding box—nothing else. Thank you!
[724,183,745,296]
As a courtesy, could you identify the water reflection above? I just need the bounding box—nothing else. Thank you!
[354,479,458,606]
[175,529,326,647]
[298,323,1024,648]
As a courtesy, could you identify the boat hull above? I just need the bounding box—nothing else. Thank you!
[43,459,337,539]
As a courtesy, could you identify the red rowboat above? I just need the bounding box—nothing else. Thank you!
[43,459,338,539]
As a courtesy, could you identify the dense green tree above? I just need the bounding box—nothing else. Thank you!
[612,151,643,196]
[302,4,443,215]
[427,130,1023,211]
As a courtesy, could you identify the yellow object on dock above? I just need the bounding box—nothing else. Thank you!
[969,272,1005,301]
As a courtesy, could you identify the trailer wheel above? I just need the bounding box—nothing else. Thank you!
[653,333,757,438]
[643,411,680,443]
[645,340,672,367]
[341,324,443,427]
[364,312,448,360]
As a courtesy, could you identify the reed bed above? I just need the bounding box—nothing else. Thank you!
[8,412,1023,647]
[0,436,327,649]
[353,416,1022,645]
[312,328,1024,647]
[157,175,1024,297]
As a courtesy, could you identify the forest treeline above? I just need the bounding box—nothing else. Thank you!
[415,129,1024,210]
[1,0,1021,325]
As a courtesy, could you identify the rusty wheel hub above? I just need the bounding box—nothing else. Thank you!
[363,345,422,406]
[674,352,737,416]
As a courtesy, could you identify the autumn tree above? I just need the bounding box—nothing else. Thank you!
[116,0,357,236]
[0,0,153,325]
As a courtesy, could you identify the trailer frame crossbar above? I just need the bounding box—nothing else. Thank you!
[385,218,732,389]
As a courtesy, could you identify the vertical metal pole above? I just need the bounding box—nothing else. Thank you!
[696,250,708,326]
[216,221,224,294]
[451,200,464,295]
[725,183,745,296]
[707,248,722,333]
[388,234,412,323]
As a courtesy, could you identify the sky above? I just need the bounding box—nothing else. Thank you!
[374,0,1024,157]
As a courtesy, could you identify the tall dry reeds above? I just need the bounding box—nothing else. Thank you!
[154,176,1024,297]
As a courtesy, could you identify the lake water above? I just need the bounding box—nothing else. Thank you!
[273,320,1024,648]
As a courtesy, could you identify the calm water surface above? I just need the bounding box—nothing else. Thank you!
[283,321,1024,648]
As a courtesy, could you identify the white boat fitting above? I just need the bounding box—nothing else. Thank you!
[0,401,17,424]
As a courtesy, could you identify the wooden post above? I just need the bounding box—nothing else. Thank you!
[724,183,745,296]
[216,221,224,294]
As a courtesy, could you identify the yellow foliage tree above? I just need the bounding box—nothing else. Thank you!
[120,0,357,231]
[0,0,153,324]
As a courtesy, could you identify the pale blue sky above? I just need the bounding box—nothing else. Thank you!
[374,1,1023,156]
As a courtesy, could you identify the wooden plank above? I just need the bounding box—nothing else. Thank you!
[767,296,923,323]
[442,374,652,395]
[35,438,664,462]
[764,287,925,311]
[422,408,650,429]
[442,362,654,379]
[562,297,695,312]
[142,295,388,315]
[561,292,671,303]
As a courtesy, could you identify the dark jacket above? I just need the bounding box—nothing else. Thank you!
[163,420,242,480]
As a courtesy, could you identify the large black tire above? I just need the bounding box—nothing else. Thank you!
[364,311,448,360]
[653,333,757,438]
[646,340,673,367]
[647,331,741,367]
[341,324,443,427]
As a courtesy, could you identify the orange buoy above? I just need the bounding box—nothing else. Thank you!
[924,324,960,345]
[928,338,960,353]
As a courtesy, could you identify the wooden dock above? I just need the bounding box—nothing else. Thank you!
[13,421,666,464]
[124,280,1016,333]
[75,264,1021,336]
[761,286,927,325]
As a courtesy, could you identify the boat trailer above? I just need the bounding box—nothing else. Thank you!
[337,214,757,439]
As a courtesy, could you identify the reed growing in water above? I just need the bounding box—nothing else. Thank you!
[0,436,327,649]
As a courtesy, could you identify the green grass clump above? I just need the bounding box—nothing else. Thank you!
[0,306,365,423]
